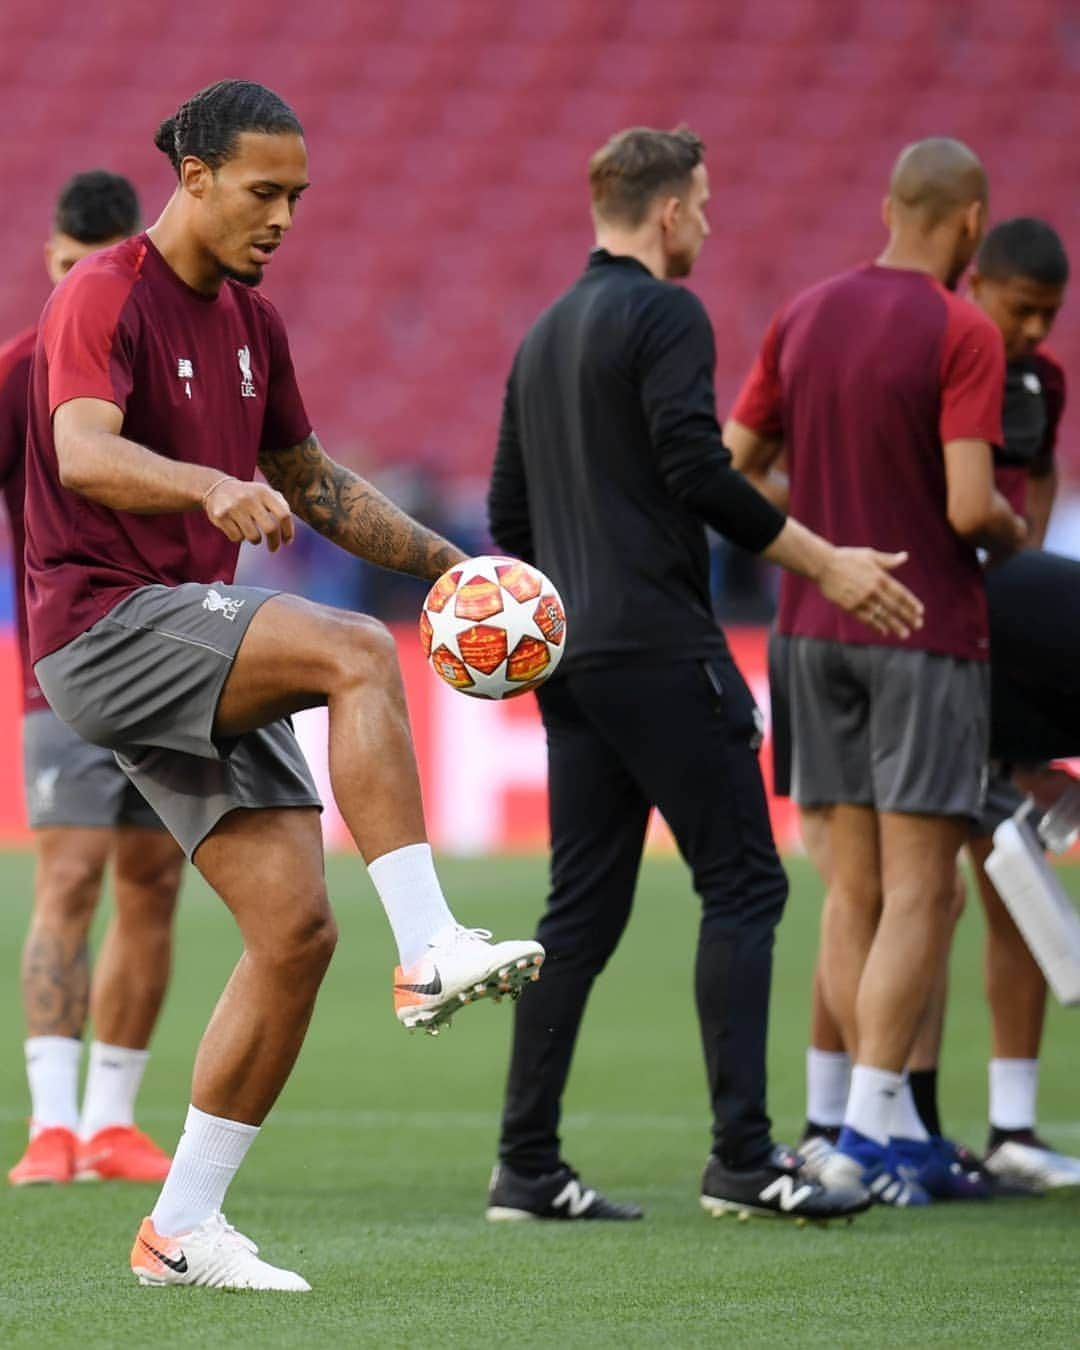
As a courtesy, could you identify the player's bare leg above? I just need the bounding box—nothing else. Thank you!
[863,851,992,1200]
[91,828,183,1048]
[22,828,108,1039]
[214,596,425,858]
[901,866,967,1143]
[906,868,966,1076]
[857,813,966,1071]
[136,807,331,1290]
[819,813,965,1206]
[75,827,185,1183]
[797,805,854,1171]
[819,805,881,1057]
[799,807,847,1059]
[189,808,335,1125]
[214,593,543,1030]
[10,829,110,1184]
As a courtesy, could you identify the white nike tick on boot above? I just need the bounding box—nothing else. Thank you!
[393,926,544,1034]
[130,1213,310,1291]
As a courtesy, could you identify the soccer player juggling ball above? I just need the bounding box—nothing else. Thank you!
[24,79,540,1292]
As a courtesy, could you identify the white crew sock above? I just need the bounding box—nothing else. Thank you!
[844,1064,905,1147]
[151,1104,260,1237]
[989,1057,1039,1131]
[25,1036,82,1137]
[79,1041,150,1139]
[367,842,457,969]
[806,1048,851,1128]
[890,1078,930,1142]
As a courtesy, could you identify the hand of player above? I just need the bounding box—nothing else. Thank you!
[202,476,295,552]
[817,548,925,639]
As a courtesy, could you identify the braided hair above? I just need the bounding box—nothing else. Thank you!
[154,80,302,176]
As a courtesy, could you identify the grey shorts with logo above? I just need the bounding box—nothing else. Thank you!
[22,707,165,831]
[34,582,322,859]
[786,636,989,820]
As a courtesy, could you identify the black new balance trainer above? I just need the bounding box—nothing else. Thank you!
[700,1146,872,1223]
[486,1162,643,1221]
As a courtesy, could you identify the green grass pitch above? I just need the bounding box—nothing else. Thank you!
[0,849,1077,1347]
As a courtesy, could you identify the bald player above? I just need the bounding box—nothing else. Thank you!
[726,138,1026,1204]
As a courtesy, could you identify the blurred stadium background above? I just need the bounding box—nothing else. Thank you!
[0,0,1078,851]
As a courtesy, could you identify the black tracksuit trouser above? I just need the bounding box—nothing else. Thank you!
[497,651,789,1174]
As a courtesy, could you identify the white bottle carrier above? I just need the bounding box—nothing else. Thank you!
[985,793,1080,1008]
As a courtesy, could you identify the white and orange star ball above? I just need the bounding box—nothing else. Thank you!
[420,555,567,700]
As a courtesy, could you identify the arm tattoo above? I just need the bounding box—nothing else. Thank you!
[260,433,464,580]
[21,928,90,1038]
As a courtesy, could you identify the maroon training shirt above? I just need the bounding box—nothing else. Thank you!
[0,325,47,712]
[731,264,1005,662]
[24,235,312,664]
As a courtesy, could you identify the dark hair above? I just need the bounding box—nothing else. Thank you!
[976,217,1070,287]
[154,79,303,176]
[54,170,141,242]
[588,125,705,227]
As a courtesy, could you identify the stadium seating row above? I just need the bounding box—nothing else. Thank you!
[1,0,1078,477]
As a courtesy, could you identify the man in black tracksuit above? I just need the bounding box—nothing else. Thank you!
[484,126,923,1223]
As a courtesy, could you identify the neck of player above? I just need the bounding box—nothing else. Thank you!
[147,194,226,298]
[593,229,668,281]
[876,229,963,288]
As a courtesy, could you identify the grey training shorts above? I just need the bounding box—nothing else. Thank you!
[35,582,322,859]
[786,636,989,820]
[22,706,164,831]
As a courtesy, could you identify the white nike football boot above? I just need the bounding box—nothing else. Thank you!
[130,1212,310,1290]
[394,926,544,1034]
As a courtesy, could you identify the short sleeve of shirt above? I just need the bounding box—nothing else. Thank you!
[729,311,784,438]
[938,302,1005,447]
[258,298,312,453]
[42,266,137,417]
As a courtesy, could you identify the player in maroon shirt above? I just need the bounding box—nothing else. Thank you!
[726,139,1026,1203]
[778,219,1079,1198]
[2,173,184,1190]
[24,80,540,1291]
[900,219,1079,1190]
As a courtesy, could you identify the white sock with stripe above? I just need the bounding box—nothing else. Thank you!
[806,1048,851,1128]
[151,1104,260,1237]
[989,1057,1039,1131]
[844,1065,904,1147]
[890,1078,930,1142]
[25,1036,82,1137]
[79,1041,150,1139]
[367,843,457,968]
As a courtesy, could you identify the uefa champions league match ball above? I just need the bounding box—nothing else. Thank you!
[420,555,567,699]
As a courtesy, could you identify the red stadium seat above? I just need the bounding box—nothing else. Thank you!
[1,0,1079,482]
